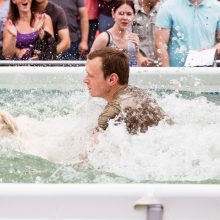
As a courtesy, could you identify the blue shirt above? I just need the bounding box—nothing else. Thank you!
[156,0,220,67]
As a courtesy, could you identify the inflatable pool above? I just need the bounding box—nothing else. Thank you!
[0,184,220,219]
[0,65,220,219]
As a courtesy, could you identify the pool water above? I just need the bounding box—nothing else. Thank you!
[0,88,220,183]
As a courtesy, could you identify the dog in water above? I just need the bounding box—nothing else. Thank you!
[0,111,18,137]
[0,110,90,165]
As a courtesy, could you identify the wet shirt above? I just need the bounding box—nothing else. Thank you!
[156,0,220,67]
[98,85,165,134]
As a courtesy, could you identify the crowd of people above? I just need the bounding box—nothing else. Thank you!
[0,0,220,66]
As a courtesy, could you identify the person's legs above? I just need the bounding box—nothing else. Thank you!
[59,40,80,60]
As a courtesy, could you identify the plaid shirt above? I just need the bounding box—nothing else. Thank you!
[132,1,158,58]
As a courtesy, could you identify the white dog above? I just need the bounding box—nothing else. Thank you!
[0,110,92,165]
[0,111,18,137]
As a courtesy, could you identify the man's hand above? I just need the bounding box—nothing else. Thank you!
[78,40,88,55]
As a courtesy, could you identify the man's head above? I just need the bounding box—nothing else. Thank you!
[84,48,129,101]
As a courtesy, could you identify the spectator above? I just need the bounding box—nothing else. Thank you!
[3,0,55,60]
[34,0,70,58]
[0,0,9,60]
[86,0,99,50]
[90,0,142,67]
[155,0,220,67]
[132,0,160,66]
[98,0,115,33]
[52,0,89,60]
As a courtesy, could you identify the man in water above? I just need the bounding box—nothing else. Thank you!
[84,47,168,135]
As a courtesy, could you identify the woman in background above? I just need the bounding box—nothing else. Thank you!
[3,0,55,60]
[90,0,151,67]
[91,0,155,66]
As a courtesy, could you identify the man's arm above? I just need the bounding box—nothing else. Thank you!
[78,6,89,54]
[155,27,170,67]
[56,28,70,55]
[53,5,71,56]
[98,103,121,131]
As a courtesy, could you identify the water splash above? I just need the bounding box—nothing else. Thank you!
[0,89,220,183]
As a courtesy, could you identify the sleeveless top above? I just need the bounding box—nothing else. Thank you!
[105,31,137,66]
[16,31,39,60]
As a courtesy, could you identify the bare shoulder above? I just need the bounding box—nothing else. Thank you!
[43,13,52,23]
[90,32,109,52]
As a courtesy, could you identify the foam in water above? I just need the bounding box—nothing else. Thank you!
[1,89,220,182]
[89,93,220,181]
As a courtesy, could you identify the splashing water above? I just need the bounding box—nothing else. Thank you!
[0,88,220,183]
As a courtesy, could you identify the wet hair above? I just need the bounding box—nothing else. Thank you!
[87,48,129,85]
[112,0,135,14]
[8,0,36,26]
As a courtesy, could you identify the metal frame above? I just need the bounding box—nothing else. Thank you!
[0,66,220,92]
[0,184,219,219]
[0,60,219,67]
[0,60,86,66]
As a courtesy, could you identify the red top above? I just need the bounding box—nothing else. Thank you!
[86,0,99,20]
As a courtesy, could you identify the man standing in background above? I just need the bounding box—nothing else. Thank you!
[34,0,70,58]
[85,0,99,51]
[132,0,160,66]
[52,0,89,60]
[155,0,220,67]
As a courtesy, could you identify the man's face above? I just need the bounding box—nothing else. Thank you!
[84,57,111,99]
